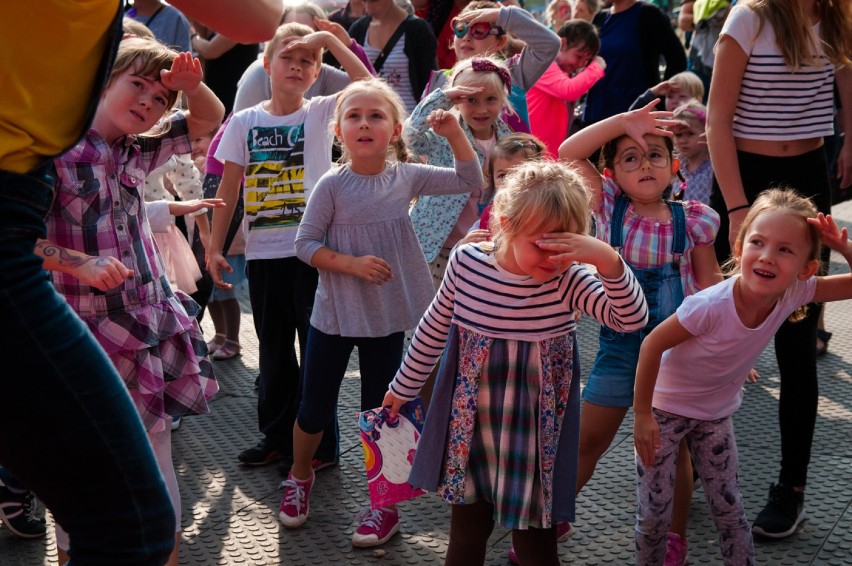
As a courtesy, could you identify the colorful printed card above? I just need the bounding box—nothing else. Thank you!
[358,397,427,509]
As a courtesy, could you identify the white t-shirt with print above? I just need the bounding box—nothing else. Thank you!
[215,95,336,260]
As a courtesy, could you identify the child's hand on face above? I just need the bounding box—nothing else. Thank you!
[623,99,678,153]
[351,255,393,285]
[427,109,464,139]
[453,7,501,25]
[634,412,660,467]
[536,233,624,279]
[808,213,850,253]
[649,79,674,97]
[593,55,606,71]
[443,85,484,105]
[160,52,204,93]
[73,255,134,292]
[284,31,333,52]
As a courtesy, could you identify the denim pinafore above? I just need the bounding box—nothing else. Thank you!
[582,195,687,408]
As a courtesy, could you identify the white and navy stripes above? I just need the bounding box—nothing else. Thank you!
[723,5,835,141]
[390,244,648,400]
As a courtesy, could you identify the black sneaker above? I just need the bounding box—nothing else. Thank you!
[0,479,46,539]
[238,442,284,466]
[752,483,805,539]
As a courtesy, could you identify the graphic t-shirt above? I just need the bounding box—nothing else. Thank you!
[215,96,336,259]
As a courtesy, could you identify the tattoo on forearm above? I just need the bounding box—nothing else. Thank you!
[36,241,98,268]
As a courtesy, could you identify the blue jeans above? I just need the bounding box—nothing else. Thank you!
[0,167,174,565]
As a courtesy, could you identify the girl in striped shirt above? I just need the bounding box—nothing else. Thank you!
[384,160,648,565]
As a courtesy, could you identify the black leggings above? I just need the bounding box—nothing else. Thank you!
[710,146,831,487]
[445,501,558,566]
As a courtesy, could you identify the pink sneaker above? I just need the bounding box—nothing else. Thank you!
[351,507,400,547]
[507,522,573,564]
[278,472,314,528]
[664,532,688,566]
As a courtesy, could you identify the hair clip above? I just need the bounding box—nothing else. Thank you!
[469,58,512,91]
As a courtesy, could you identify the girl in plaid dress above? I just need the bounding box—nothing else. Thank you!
[384,160,649,565]
[35,37,223,566]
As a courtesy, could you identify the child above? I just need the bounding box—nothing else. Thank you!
[526,19,606,157]
[278,78,483,546]
[423,1,560,134]
[633,189,852,564]
[209,23,371,470]
[383,160,649,565]
[573,0,601,21]
[407,56,515,288]
[558,99,722,564]
[670,101,712,205]
[630,70,705,113]
[37,37,223,566]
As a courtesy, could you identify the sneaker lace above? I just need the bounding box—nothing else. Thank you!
[280,479,306,510]
[20,494,40,523]
[356,508,384,531]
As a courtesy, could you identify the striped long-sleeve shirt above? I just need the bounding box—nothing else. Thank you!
[390,244,648,400]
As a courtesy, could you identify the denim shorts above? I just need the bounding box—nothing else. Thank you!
[582,327,643,408]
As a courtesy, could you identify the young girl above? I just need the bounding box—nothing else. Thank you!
[36,37,223,566]
[633,189,852,565]
[671,101,712,205]
[383,160,648,565]
[422,1,560,134]
[558,99,722,564]
[279,79,482,546]
[707,0,851,537]
[406,56,514,287]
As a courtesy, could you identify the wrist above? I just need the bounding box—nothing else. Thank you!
[727,204,750,215]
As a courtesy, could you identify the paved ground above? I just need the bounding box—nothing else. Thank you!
[4,200,852,565]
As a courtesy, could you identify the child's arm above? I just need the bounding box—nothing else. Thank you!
[558,99,677,208]
[313,18,378,76]
[455,6,560,89]
[691,246,723,290]
[809,213,852,303]
[284,31,371,82]
[634,314,695,466]
[160,52,226,139]
[533,59,605,104]
[208,161,244,289]
[34,240,134,291]
[427,109,477,163]
[403,88,457,158]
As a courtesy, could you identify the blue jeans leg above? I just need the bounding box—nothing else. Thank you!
[0,168,174,565]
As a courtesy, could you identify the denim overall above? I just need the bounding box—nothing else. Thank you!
[582,195,687,408]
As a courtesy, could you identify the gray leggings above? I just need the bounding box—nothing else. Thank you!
[635,409,754,565]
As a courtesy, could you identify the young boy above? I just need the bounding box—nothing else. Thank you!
[629,70,705,112]
[209,23,370,474]
[527,19,605,157]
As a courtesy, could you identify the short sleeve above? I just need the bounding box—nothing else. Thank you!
[719,4,760,55]
[685,200,720,247]
[675,290,717,337]
[788,276,817,309]
[215,110,250,167]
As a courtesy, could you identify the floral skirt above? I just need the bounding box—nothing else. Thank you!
[86,290,217,434]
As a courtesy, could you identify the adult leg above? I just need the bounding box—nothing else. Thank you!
[0,168,174,565]
[512,525,559,566]
[445,501,495,566]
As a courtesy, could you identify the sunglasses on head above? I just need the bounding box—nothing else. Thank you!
[452,20,505,40]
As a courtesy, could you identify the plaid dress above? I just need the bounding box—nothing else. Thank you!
[47,113,217,434]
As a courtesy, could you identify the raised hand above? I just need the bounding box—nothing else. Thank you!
[443,85,484,105]
[160,51,204,93]
[536,232,624,279]
[313,18,350,46]
[427,109,464,139]
[623,99,678,152]
[807,213,849,253]
[453,7,500,25]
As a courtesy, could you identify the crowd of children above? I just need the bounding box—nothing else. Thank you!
[3,0,851,565]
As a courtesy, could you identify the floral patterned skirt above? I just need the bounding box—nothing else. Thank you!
[437,327,574,529]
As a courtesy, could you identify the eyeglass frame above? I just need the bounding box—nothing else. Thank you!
[612,148,671,172]
[452,20,506,40]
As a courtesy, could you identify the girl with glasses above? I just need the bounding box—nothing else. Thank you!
[559,99,722,565]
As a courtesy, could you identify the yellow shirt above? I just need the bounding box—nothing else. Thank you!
[0,1,119,173]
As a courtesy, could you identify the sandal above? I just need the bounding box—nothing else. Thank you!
[816,329,832,357]
[207,334,225,355]
[212,339,241,360]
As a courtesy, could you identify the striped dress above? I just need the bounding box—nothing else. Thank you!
[390,243,648,528]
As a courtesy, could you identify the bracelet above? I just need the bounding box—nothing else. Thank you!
[727,204,750,214]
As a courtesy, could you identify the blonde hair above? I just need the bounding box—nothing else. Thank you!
[490,160,590,246]
[264,22,316,61]
[668,71,705,102]
[333,79,410,163]
[122,17,156,40]
[451,56,513,114]
[110,37,180,109]
[672,100,707,133]
[280,1,326,25]
[725,187,822,322]
[545,0,572,28]
[746,0,852,69]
